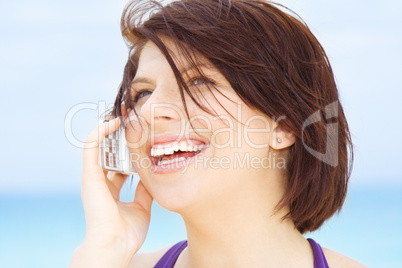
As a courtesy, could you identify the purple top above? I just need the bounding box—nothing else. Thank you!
[154,238,329,268]
[307,238,330,268]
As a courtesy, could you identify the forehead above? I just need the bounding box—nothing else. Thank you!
[139,39,182,69]
[138,41,167,66]
[136,38,213,76]
[135,41,167,77]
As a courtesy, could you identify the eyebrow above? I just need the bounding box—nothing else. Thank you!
[180,63,210,75]
[131,63,214,85]
[131,77,153,85]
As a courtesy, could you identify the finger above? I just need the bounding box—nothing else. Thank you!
[133,181,153,214]
[82,117,121,179]
[122,104,133,126]
[81,118,122,215]
[121,104,128,117]
[107,172,129,200]
[124,108,136,126]
[103,178,117,201]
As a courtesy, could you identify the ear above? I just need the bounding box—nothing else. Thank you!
[269,125,295,150]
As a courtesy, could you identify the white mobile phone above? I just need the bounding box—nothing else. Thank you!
[101,120,136,175]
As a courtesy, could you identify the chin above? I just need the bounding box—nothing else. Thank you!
[141,171,205,213]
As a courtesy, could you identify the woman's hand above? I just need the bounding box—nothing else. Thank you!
[69,116,153,268]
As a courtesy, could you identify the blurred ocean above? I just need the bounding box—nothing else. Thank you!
[0,184,401,268]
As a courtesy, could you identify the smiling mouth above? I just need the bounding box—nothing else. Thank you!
[149,140,206,167]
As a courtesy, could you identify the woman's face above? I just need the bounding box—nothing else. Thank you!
[125,40,286,211]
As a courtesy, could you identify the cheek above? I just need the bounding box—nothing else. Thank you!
[240,108,273,149]
[210,116,272,151]
[243,121,271,148]
[125,123,154,195]
[210,120,236,149]
[125,121,149,151]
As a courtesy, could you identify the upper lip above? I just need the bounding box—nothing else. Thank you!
[146,134,209,157]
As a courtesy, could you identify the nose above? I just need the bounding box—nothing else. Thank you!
[139,84,186,126]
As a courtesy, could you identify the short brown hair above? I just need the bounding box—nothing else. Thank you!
[113,0,353,233]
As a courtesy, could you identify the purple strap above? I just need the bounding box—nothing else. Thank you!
[154,240,188,268]
[308,238,330,268]
[154,239,328,268]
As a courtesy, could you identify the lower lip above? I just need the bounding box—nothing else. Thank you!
[150,146,208,174]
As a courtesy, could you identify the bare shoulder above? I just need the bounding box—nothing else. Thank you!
[128,245,171,268]
[322,247,367,268]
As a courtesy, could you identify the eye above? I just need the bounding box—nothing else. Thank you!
[189,76,217,86]
[133,90,152,102]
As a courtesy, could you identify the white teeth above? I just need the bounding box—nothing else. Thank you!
[164,147,174,155]
[151,141,205,157]
[179,142,187,152]
[173,144,179,152]
[156,148,164,156]
[158,156,187,166]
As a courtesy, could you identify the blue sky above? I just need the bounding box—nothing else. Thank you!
[1,0,401,195]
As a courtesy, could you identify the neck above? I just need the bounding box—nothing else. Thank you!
[175,176,314,268]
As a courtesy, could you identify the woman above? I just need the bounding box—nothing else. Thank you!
[70,0,365,267]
